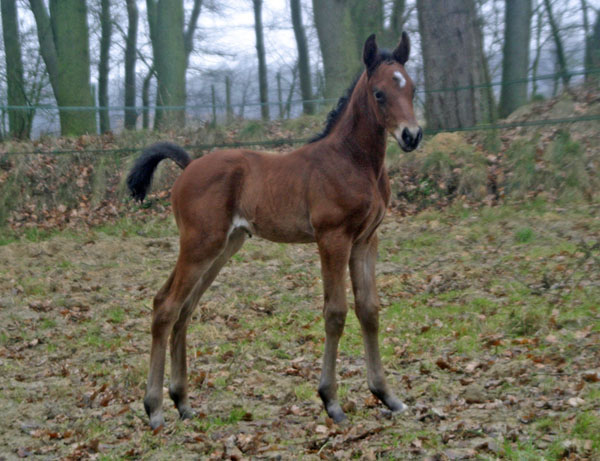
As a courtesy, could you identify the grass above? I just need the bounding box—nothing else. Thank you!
[0,200,599,459]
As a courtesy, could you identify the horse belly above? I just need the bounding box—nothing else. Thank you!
[252,212,315,243]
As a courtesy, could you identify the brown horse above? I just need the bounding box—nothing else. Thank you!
[127,33,422,429]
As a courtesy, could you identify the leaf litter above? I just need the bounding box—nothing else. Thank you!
[0,201,599,459]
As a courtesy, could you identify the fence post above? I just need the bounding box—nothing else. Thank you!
[211,85,217,127]
[225,76,233,124]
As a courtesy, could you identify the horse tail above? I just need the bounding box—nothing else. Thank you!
[127,141,192,202]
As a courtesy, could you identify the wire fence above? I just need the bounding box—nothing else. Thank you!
[2,114,598,157]
[0,68,598,156]
[1,68,598,113]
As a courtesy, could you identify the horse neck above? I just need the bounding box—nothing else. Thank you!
[334,74,387,176]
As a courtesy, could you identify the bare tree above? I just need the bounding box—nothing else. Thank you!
[499,0,532,117]
[417,0,495,130]
[587,11,600,85]
[1,0,31,138]
[146,0,203,129]
[290,0,314,115]
[312,0,359,100]
[29,0,97,135]
[98,0,112,134]
[543,0,570,88]
[124,0,138,130]
[252,0,269,120]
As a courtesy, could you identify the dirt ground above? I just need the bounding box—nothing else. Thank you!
[0,203,599,460]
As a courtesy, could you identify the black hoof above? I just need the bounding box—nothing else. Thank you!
[178,406,196,420]
[326,403,347,423]
[149,413,165,430]
[370,388,408,413]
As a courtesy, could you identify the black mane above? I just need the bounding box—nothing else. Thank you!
[308,50,394,144]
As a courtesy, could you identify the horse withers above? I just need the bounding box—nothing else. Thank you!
[127,33,422,429]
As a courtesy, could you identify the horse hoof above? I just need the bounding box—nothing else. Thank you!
[326,403,347,423]
[149,414,165,430]
[387,398,408,414]
[178,406,196,420]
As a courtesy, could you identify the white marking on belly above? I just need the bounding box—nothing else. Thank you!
[228,214,251,238]
[393,71,406,88]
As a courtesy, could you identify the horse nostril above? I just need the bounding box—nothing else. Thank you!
[402,127,413,145]
[415,127,423,146]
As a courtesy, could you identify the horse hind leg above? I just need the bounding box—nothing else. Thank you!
[168,229,247,420]
[143,233,231,429]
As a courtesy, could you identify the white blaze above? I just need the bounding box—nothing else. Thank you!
[393,71,406,89]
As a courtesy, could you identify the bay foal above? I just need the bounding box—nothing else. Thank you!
[127,33,422,429]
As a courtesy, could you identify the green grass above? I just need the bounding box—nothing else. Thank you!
[106,307,125,324]
[1,199,599,459]
[515,227,535,243]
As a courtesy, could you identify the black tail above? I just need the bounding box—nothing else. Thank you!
[127,141,192,202]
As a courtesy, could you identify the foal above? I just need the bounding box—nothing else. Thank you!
[127,33,422,429]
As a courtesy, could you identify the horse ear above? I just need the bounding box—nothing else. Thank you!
[363,34,379,74]
[393,31,410,65]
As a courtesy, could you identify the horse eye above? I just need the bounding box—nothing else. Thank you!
[374,90,385,103]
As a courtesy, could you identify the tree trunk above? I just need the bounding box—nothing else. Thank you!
[49,0,96,135]
[124,0,138,130]
[285,63,298,118]
[28,0,59,101]
[98,0,112,134]
[586,12,600,85]
[252,0,270,121]
[543,0,569,88]
[312,0,359,100]
[499,0,531,118]
[1,0,31,139]
[417,0,494,130]
[147,0,186,129]
[385,0,407,46]
[531,5,543,97]
[184,0,203,65]
[290,0,314,115]
[147,0,202,130]
[142,67,155,130]
[349,0,384,51]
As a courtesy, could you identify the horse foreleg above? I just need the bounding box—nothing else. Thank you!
[317,231,352,423]
[350,234,407,413]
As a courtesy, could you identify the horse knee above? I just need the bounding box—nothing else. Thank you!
[151,301,179,338]
[324,306,347,336]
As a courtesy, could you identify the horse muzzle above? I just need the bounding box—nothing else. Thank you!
[394,126,423,152]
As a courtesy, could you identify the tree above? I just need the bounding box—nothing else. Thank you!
[28,0,59,101]
[252,0,269,121]
[124,0,138,130]
[384,0,407,46]
[98,0,112,134]
[417,0,495,130]
[1,0,31,139]
[312,0,359,100]
[349,0,384,55]
[29,0,96,136]
[146,0,202,129]
[499,0,532,118]
[543,0,570,88]
[290,0,314,115]
[586,11,600,85]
